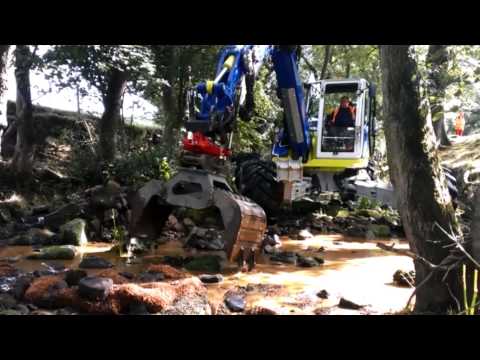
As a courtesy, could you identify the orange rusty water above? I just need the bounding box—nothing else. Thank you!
[0,234,414,315]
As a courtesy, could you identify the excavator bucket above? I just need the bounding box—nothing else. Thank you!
[213,190,267,262]
[128,180,173,241]
[128,170,267,269]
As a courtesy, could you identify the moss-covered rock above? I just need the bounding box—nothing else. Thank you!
[8,228,56,246]
[336,209,350,218]
[366,224,391,238]
[27,245,77,260]
[355,209,383,219]
[59,218,88,246]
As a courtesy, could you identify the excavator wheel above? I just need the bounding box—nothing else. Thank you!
[441,165,458,208]
[234,154,283,218]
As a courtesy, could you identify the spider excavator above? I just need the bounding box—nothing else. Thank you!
[129,45,448,271]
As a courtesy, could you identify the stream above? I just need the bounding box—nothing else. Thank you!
[0,233,414,315]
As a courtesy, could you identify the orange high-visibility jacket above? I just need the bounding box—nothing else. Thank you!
[455,113,465,130]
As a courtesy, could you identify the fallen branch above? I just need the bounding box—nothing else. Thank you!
[376,242,437,269]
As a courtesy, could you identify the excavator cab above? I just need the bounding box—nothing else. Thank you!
[308,79,375,164]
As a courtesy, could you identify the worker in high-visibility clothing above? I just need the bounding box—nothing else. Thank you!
[329,96,356,127]
[455,111,465,137]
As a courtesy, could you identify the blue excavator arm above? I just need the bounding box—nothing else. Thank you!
[187,45,310,160]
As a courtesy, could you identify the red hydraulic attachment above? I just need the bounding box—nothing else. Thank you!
[182,131,232,158]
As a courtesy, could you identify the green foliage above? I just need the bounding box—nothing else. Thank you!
[232,67,281,157]
[41,45,155,100]
[108,146,173,187]
[463,265,478,315]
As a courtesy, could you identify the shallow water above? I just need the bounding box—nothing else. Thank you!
[0,234,414,315]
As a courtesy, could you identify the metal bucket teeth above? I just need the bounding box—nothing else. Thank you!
[213,190,267,262]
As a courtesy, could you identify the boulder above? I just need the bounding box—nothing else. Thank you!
[96,269,129,284]
[89,180,122,210]
[8,228,56,246]
[160,296,212,315]
[24,276,68,308]
[366,224,391,238]
[317,289,329,299]
[137,272,165,283]
[246,306,278,315]
[270,251,297,265]
[338,297,364,310]
[145,264,188,280]
[65,269,88,287]
[199,274,223,284]
[13,275,34,300]
[297,255,321,268]
[27,245,77,260]
[224,294,246,313]
[59,218,88,246]
[0,293,17,309]
[79,256,113,269]
[78,277,113,301]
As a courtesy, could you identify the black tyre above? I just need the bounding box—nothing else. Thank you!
[233,154,283,217]
[441,165,458,208]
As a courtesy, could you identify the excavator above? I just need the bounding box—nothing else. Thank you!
[128,45,455,271]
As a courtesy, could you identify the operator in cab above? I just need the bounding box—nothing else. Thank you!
[329,96,356,127]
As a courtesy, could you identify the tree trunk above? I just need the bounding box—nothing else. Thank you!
[11,45,35,176]
[161,47,183,157]
[380,45,462,314]
[426,45,451,147]
[0,45,9,127]
[320,45,331,79]
[99,68,127,162]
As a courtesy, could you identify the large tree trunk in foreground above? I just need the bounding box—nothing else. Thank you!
[11,45,35,176]
[426,45,451,147]
[0,45,9,127]
[99,68,127,162]
[380,45,461,313]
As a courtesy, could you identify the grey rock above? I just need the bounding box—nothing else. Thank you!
[14,304,30,314]
[199,274,223,284]
[270,251,297,265]
[225,294,245,313]
[79,256,113,269]
[317,289,329,299]
[137,272,165,283]
[297,256,320,268]
[65,269,88,287]
[338,297,364,310]
[59,218,88,246]
[78,277,113,301]
[0,293,17,309]
[13,276,34,300]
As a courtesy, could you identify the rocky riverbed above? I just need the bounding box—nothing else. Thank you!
[0,178,414,315]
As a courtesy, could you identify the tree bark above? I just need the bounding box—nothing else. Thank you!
[161,47,185,157]
[320,45,332,79]
[0,45,9,127]
[380,45,462,314]
[426,45,451,147]
[11,45,35,176]
[99,68,127,162]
